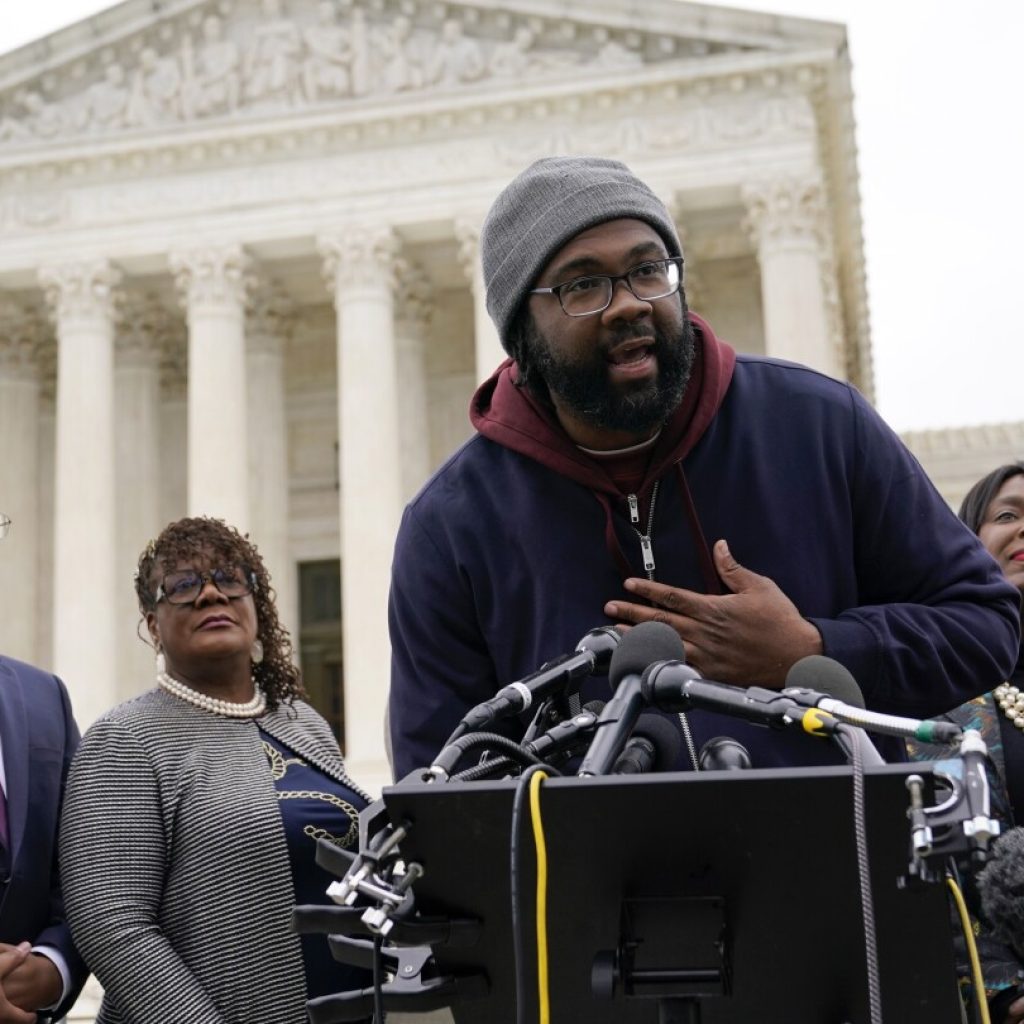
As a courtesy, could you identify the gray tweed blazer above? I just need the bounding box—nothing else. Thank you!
[59,689,369,1024]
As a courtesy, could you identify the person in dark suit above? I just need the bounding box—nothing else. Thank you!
[0,512,86,1022]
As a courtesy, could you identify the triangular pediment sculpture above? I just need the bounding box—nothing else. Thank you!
[0,0,842,148]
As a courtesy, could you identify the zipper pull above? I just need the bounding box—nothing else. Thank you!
[627,494,640,524]
[639,534,655,572]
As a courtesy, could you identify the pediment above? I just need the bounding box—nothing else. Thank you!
[0,0,845,149]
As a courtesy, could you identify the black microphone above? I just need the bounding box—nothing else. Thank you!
[612,713,683,774]
[782,656,885,767]
[782,655,963,745]
[641,660,800,728]
[454,627,620,735]
[578,622,684,777]
[699,736,752,771]
[525,701,605,764]
[978,826,1024,959]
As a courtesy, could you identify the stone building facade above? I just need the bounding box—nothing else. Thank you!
[1,0,879,796]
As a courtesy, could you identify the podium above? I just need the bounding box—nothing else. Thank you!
[377,762,961,1023]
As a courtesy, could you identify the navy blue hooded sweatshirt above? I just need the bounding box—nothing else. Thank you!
[388,315,1020,778]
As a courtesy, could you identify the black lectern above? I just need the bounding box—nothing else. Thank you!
[378,763,961,1023]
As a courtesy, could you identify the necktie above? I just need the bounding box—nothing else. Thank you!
[0,782,9,853]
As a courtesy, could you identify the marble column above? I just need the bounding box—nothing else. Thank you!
[114,295,167,700]
[39,260,120,728]
[0,302,44,665]
[246,285,298,638]
[170,245,251,531]
[742,178,843,379]
[394,261,433,501]
[455,217,505,383]
[319,225,402,789]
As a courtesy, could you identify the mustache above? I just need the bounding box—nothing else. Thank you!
[600,324,668,354]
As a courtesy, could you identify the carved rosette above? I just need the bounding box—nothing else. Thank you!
[38,260,122,327]
[741,178,826,255]
[318,225,398,297]
[0,298,46,380]
[170,244,252,313]
[246,281,294,356]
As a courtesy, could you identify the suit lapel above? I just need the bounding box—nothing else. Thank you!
[0,660,30,866]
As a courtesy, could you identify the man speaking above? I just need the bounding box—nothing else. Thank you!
[387,156,1019,778]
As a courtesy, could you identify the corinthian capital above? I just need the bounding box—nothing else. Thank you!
[116,293,179,367]
[169,244,252,311]
[741,178,825,252]
[38,260,122,325]
[318,226,398,296]
[394,259,433,334]
[246,280,294,356]
[453,217,482,283]
[0,298,47,379]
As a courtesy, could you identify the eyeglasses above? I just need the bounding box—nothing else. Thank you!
[155,566,257,606]
[0,515,10,540]
[530,257,683,317]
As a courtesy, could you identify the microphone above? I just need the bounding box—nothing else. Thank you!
[612,713,683,774]
[782,655,963,744]
[640,659,842,746]
[525,701,605,764]
[782,656,885,767]
[641,661,801,728]
[699,736,752,771]
[578,622,684,777]
[454,627,620,735]
[978,826,1024,959]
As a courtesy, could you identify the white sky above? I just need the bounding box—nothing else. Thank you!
[2,0,1021,432]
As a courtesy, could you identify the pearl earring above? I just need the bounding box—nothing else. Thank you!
[155,650,166,674]
[251,639,264,665]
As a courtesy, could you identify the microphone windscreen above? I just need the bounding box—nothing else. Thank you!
[978,826,1024,957]
[785,654,866,709]
[699,736,753,771]
[608,621,685,688]
[629,712,683,771]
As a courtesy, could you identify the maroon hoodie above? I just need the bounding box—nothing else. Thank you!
[470,312,737,588]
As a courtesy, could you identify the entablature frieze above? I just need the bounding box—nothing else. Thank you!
[0,86,822,248]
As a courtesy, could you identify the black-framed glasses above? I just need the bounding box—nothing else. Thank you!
[155,566,257,606]
[530,257,683,317]
[0,514,10,540]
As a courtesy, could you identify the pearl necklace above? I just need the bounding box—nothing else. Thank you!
[995,682,1024,730]
[157,670,266,719]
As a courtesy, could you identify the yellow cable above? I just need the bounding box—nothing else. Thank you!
[946,875,991,1024]
[529,770,551,1024]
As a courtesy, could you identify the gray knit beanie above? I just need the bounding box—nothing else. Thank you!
[481,156,682,352]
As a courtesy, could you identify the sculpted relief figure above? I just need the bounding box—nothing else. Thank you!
[81,63,131,132]
[488,26,582,79]
[0,90,66,142]
[595,38,644,69]
[127,48,183,125]
[424,20,484,88]
[181,15,241,118]
[245,0,303,106]
[302,1,357,102]
[375,16,423,93]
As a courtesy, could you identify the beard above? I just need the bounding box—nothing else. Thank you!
[524,304,696,437]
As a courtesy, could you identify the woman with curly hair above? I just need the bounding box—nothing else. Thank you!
[59,517,371,1024]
